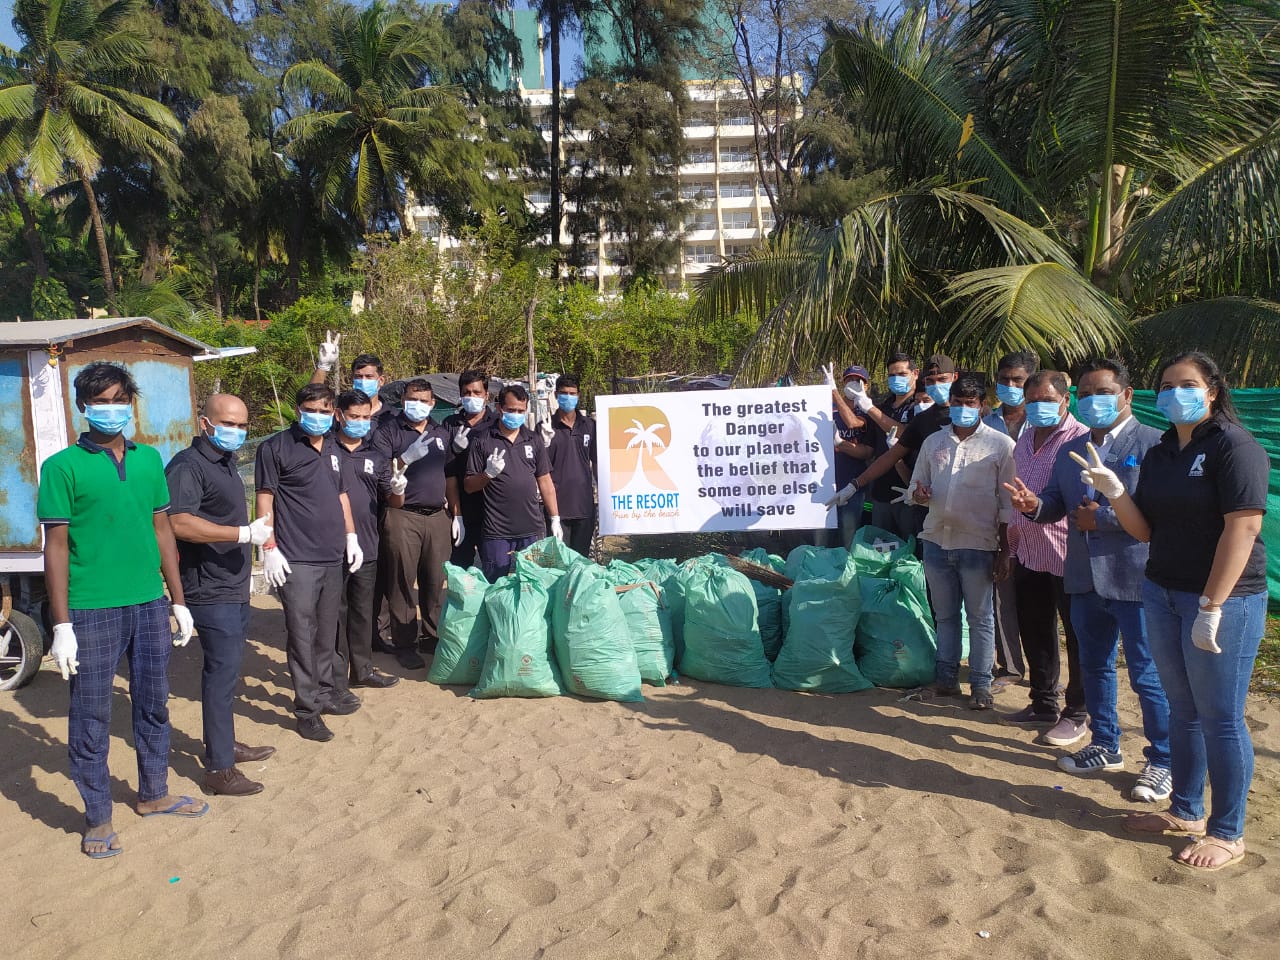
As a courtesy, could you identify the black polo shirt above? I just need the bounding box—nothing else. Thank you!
[546,412,597,520]
[338,437,392,556]
[466,423,552,539]
[1134,414,1270,597]
[254,424,347,564]
[166,436,251,604]
[444,408,498,522]
[868,395,918,502]
[371,413,450,509]
[896,404,951,473]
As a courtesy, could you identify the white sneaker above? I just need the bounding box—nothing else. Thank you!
[1058,744,1124,774]
[1130,763,1173,802]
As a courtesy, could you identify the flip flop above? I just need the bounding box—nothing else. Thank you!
[141,795,209,819]
[82,831,122,859]
[1123,810,1206,837]
[1177,837,1245,872]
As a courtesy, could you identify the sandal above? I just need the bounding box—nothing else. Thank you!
[1177,837,1245,872]
[82,831,122,859]
[1123,810,1206,837]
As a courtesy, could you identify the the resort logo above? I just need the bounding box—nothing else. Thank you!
[609,406,677,491]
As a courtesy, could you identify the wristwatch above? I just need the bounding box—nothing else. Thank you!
[1198,595,1222,611]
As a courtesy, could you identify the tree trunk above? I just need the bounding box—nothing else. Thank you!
[75,163,116,303]
[253,240,263,322]
[550,3,562,251]
[5,168,49,280]
[140,235,162,285]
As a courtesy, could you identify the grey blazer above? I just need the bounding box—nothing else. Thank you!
[1031,418,1164,602]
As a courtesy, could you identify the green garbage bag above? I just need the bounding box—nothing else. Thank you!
[520,536,588,575]
[784,545,848,583]
[678,561,772,688]
[849,525,916,577]
[855,574,938,688]
[772,556,872,693]
[636,557,687,660]
[428,563,490,685]
[739,548,785,661]
[470,559,562,699]
[606,561,675,685]
[551,563,643,701]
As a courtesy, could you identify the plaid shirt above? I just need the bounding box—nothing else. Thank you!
[1010,416,1089,575]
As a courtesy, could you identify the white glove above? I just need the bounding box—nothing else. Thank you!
[550,516,564,541]
[484,448,506,478]
[821,362,837,389]
[539,416,554,446]
[389,460,408,496]
[890,482,918,505]
[51,622,79,679]
[400,431,436,466]
[346,532,364,574]
[317,330,340,372]
[451,514,465,546]
[885,426,899,448]
[263,546,292,588]
[451,425,470,452]
[171,603,195,648]
[1191,606,1223,655]
[0,626,9,661]
[1068,442,1126,500]
[824,483,856,508]
[238,512,273,546]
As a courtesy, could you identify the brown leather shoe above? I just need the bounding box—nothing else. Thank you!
[234,741,277,763]
[203,767,264,797]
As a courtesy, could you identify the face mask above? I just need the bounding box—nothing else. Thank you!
[460,395,486,415]
[1156,386,1209,424]
[1025,401,1063,428]
[403,399,431,422]
[353,377,380,399]
[842,383,864,400]
[1077,394,1120,430]
[949,405,980,428]
[887,374,912,396]
[342,418,372,439]
[912,401,932,416]
[501,410,526,430]
[206,423,247,452]
[557,393,579,413]
[298,411,333,436]
[995,383,1024,407]
[925,381,952,405]
[84,403,132,435]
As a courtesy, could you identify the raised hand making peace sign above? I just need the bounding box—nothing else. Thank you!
[1002,475,1039,514]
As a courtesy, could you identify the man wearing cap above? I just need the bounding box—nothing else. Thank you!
[539,374,597,556]
[166,393,278,797]
[821,364,876,546]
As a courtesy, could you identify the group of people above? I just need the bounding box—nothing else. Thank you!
[34,339,1268,874]
[824,349,1269,871]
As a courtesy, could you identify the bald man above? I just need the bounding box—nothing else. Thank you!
[166,395,277,797]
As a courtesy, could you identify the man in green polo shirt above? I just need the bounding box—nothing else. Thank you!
[37,361,207,859]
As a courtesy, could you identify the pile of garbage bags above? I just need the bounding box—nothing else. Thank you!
[430,525,938,701]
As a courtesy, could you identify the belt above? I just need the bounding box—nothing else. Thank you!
[398,503,445,516]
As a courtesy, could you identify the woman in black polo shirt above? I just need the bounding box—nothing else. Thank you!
[1079,351,1269,871]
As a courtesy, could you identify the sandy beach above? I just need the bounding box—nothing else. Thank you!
[4,595,1279,960]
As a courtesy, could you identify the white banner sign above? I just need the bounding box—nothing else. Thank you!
[594,385,836,535]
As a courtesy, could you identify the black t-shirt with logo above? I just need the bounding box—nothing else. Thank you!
[466,424,552,539]
[371,413,450,509]
[337,438,391,556]
[166,436,250,604]
[1134,415,1270,597]
[254,424,348,564]
[444,408,498,523]
[547,412,598,520]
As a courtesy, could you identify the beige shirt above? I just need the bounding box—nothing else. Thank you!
[911,421,1016,552]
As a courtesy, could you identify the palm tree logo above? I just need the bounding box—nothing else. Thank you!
[610,406,676,491]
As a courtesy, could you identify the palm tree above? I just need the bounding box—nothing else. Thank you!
[280,1,457,237]
[696,2,1280,386]
[0,0,181,301]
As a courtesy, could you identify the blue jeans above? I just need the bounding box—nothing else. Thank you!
[1141,581,1266,841]
[1070,592,1169,766]
[923,542,995,691]
[189,602,251,772]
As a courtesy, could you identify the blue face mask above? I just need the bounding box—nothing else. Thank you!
[402,399,431,423]
[1025,400,1063,428]
[1156,386,1209,424]
[949,405,980,428]
[207,423,247,452]
[925,381,952,405]
[557,393,579,413]
[501,410,526,430]
[342,418,372,439]
[1077,394,1120,430]
[298,411,334,436]
[84,403,133,435]
[460,395,486,415]
[887,374,912,396]
[995,383,1024,407]
[353,377,380,400]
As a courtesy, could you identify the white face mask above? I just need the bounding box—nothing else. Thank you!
[843,382,864,400]
[912,400,933,416]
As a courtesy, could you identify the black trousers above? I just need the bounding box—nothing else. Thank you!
[993,574,1024,677]
[336,560,378,689]
[449,512,484,570]
[547,515,595,557]
[1014,564,1086,719]
[277,561,343,720]
[189,601,251,771]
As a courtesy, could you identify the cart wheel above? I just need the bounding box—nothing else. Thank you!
[0,609,46,691]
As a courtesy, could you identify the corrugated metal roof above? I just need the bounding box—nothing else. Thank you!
[0,317,214,354]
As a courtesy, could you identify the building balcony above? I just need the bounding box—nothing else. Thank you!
[716,193,758,207]
[720,227,760,241]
